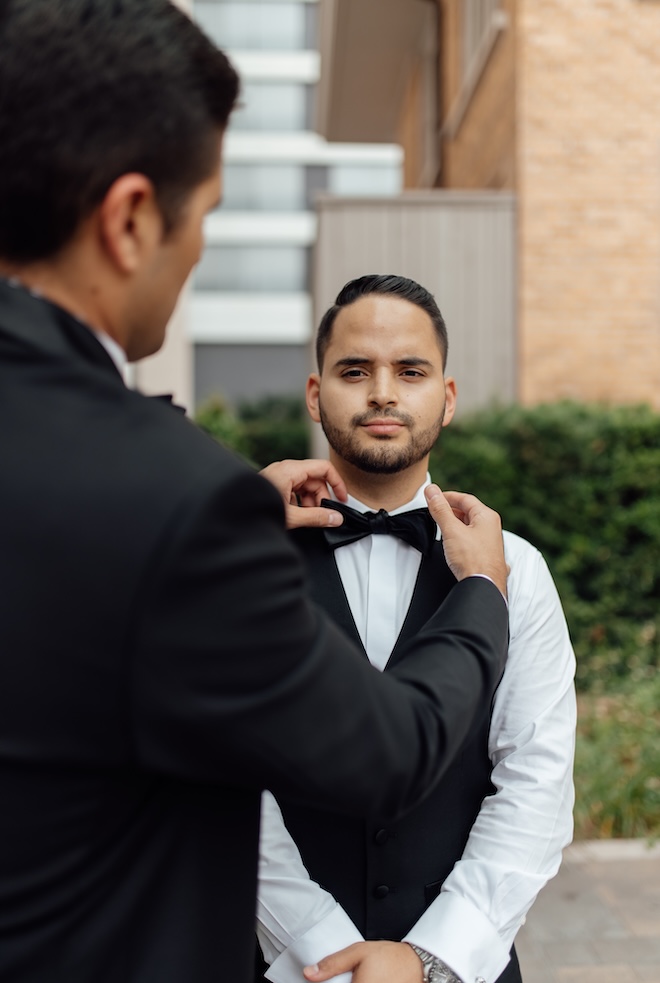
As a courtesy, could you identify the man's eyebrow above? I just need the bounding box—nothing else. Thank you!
[334,356,370,367]
[333,356,434,368]
[398,357,434,367]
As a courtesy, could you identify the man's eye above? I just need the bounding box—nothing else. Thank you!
[342,369,366,378]
[401,369,423,377]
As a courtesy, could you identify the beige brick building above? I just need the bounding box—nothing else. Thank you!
[318,0,660,409]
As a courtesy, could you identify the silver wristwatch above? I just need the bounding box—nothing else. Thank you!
[409,944,463,983]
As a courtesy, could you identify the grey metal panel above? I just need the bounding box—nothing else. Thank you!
[312,191,517,416]
[194,343,309,410]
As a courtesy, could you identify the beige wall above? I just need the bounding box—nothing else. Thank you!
[517,0,660,408]
[399,62,427,188]
[313,192,517,418]
[439,0,517,190]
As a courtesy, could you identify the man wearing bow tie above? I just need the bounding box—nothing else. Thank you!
[256,275,577,983]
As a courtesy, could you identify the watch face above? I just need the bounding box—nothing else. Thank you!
[430,966,460,983]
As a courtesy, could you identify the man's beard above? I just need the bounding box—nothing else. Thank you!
[318,403,444,475]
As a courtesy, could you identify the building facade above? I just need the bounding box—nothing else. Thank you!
[134,0,402,411]
[191,0,402,409]
[317,0,660,411]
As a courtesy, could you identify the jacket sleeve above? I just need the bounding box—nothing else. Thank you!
[131,464,508,821]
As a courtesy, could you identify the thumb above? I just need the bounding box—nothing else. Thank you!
[285,504,344,531]
[424,483,454,528]
[304,943,362,981]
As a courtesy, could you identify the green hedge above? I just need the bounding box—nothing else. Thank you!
[574,679,660,839]
[197,396,660,692]
[195,394,310,469]
[430,401,660,691]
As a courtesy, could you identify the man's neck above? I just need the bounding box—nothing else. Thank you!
[330,456,430,512]
[1,259,100,331]
[0,231,125,353]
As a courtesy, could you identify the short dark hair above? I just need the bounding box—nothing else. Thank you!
[0,0,240,262]
[316,274,448,371]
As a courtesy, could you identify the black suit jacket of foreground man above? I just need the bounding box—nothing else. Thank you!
[0,281,507,983]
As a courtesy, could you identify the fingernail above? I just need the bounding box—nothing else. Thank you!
[425,484,441,500]
[304,966,319,978]
[326,511,343,526]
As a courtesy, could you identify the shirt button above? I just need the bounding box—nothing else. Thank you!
[373,884,390,899]
[475,978,486,983]
[374,828,389,845]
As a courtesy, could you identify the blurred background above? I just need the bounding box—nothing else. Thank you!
[138,0,660,854]
[138,0,660,422]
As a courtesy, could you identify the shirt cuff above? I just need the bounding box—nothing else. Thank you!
[402,891,511,983]
[264,903,363,983]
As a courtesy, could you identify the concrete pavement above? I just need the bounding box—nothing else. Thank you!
[517,839,660,982]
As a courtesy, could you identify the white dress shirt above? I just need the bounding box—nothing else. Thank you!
[92,329,127,378]
[257,477,576,983]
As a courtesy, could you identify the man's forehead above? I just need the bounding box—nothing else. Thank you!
[327,297,443,361]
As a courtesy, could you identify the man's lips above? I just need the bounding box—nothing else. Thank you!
[360,420,406,436]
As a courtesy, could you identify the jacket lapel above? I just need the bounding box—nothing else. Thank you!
[290,528,369,660]
[387,541,457,670]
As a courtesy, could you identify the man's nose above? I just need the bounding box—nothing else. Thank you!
[368,370,397,407]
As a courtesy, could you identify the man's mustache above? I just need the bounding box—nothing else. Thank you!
[351,410,414,427]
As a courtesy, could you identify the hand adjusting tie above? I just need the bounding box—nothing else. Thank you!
[320,499,436,556]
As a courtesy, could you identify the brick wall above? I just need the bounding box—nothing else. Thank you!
[518,0,660,407]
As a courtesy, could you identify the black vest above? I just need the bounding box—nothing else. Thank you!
[257,528,520,983]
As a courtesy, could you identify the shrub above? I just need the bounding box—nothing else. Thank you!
[195,396,253,462]
[574,679,660,839]
[431,402,660,691]
[195,394,310,468]
[237,395,310,467]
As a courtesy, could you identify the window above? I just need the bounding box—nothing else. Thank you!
[230,81,313,132]
[221,164,307,210]
[195,245,309,292]
[195,3,316,52]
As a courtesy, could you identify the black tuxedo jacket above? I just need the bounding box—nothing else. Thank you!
[0,280,508,983]
[266,529,520,983]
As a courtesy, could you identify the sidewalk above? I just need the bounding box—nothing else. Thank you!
[517,839,660,983]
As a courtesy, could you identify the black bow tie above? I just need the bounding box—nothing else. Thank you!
[321,499,437,556]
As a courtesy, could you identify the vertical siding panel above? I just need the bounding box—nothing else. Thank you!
[313,193,516,416]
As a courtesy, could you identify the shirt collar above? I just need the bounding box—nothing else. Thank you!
[91,330,127,377]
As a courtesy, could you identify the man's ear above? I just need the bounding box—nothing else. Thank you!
[306,373,322,423]
[98,174,163,274]
[442,376,457,427]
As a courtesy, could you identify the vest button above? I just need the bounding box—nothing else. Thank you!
[374,828,389,845]
[373,884,390,899]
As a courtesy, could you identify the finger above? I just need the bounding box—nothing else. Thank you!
[296,479,337,508]
[424,484,456,528]
[307,461,347,503]
[304,943,363,980]
[285,505,344,530]
[443,490,498,527]
[325,475,348,503]
[260,460,347,504]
